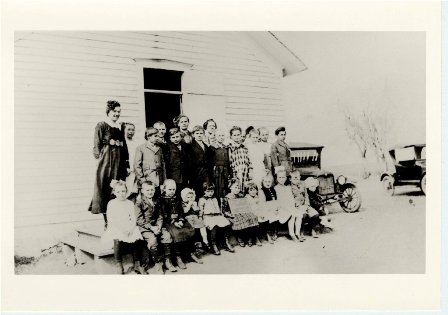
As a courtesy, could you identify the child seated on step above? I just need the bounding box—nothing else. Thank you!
[305,177,333,229]
[221,178,259,248]
[102,180,146,274]
[198,182,234,255]
[180,188,209,254]
[290,171,321,238]
[159,179,202,270]
[135,181,173,274]
[245,182,267,246]
[274,168,304,242]
[259,173,288,241]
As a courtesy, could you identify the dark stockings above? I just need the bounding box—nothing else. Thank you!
[259,221,269,240]
[175,241,195,258]
[210,226,219,245]
[103,213,108,229]
[113,240,140,263]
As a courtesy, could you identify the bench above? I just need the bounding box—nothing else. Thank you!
[60,226,129,274]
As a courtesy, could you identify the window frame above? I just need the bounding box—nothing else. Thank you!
[134,59,193,114]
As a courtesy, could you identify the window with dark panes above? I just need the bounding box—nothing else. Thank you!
[143,68,183,128]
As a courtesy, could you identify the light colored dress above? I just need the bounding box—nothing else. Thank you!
[275,184,305,219]
[259,186,291,223]
[291,182,319,217]
[198,197,231,229]
[259,141,273,172]
[125,138,139,197]
[246,141,267,187]
[246,195,268,223]
[102,199,143,244]
[183,201,206,228]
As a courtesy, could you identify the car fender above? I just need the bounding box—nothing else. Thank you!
[380,172,395,182]
[345,176,358,185]
[340,182,357,191]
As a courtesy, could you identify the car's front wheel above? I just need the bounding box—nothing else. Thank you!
[382,175,395,196]
[420,174,426,195]
[339,184,362,213]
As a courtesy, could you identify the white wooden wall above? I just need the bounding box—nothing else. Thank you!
[15,31,285,229]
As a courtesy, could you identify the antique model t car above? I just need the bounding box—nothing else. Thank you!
[289,142,362,213]
[380,144,426,196]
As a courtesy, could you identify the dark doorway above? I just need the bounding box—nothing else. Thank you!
[144,92,181,128]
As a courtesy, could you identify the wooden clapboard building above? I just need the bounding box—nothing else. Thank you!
[14,31,306,255]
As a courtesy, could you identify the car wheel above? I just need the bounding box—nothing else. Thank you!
[382,175,395,196]
[420,174,426,195]
[340,185,362,213]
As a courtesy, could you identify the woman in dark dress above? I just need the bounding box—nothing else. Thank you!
[88,100,128,227]
[271,126,292,176]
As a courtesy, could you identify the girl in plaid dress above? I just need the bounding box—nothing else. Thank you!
[228,126,253,192]
[221,179,259,247]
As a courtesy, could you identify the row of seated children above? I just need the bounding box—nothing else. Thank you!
[102,179,234,274]
[102,168,326,274]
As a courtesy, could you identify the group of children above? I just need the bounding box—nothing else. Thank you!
[92,107,332,274]
[102,167,326,275]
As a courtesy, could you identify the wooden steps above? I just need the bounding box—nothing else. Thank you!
[60,224,133,274]
[76,225,103,240]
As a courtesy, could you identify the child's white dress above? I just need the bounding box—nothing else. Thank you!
[183,201,206,228]
[291,183,320,217]
[246,141,266,187]
[102,199,143,244]
[199,197,231,229]
[275,184,305,219]
[125,138,139,197]
[246,195,268,223]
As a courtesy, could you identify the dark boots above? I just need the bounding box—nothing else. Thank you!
[211,243,221,255]
[223,233,235,253]
[163,243,177,272]
[116,261,124,274]
[134,260,147,274]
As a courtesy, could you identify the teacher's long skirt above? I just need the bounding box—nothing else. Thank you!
[89,145,126,214]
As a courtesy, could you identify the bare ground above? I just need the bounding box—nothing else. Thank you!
[15,178,425,274]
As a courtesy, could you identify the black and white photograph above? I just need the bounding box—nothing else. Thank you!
[14,30,426,275]
[2,0,443,312]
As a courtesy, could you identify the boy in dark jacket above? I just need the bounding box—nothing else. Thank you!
[135,181,176,274]
[165,127,191,194]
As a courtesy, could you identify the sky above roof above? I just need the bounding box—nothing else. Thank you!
[274,32,425,166]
